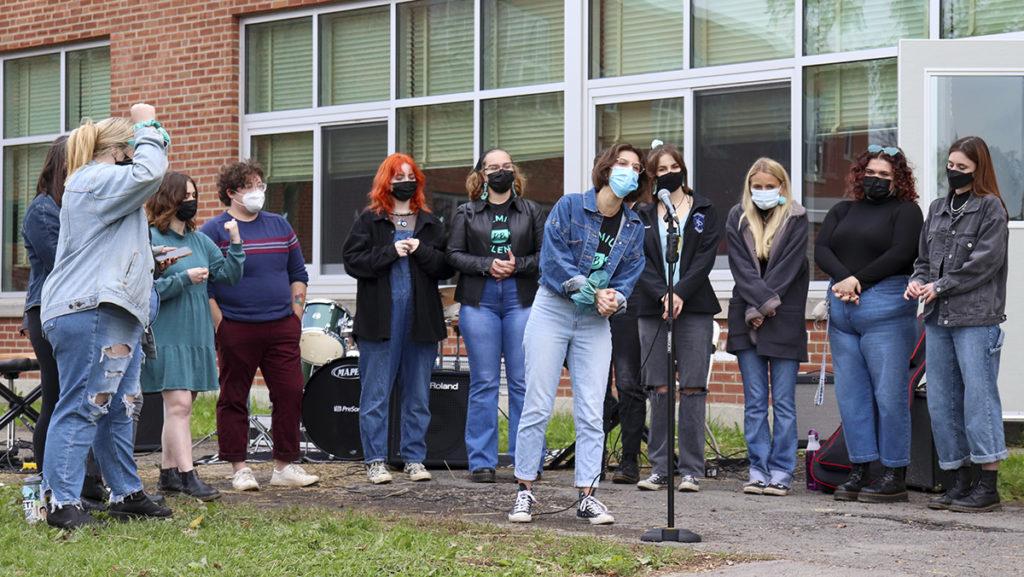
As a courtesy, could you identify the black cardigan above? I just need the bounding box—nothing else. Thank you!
[445,196,545,307]
[341,209,453,343]
[634,195,722,317]
[725,203,810,361]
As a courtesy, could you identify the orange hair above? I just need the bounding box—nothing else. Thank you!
[368,153,430,215]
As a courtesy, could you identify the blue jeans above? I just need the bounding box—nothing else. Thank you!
[460,278,530,472]
[925,322,1008,469]
[42,305,144,507]
[828,276,917,467]
[736,349,799,486]
[515,286,612,488]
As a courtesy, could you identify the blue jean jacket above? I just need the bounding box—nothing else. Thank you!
[539,188,645,309]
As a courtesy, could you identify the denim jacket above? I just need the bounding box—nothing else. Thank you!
[22,194,61,310]
[539,188,645,309]
[911,193,1008,327]
[41,126,169,326]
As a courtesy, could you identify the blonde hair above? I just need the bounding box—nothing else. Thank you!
[66,117,134,176]
[740,157,793,260]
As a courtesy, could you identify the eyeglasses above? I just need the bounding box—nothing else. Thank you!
[483,163,514,174]
[244,183,267,194]
[867,144,901,157]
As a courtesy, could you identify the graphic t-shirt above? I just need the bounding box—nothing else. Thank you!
[592,209,623,271]
[489,200,512,260]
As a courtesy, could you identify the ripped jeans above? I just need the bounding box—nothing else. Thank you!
[42,304,144,507]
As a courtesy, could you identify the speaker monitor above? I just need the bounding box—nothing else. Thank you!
[134,392,164,453]
[795,371,839,448]
[388,369,470,468]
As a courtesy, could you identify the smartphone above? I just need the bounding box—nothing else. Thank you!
[155,246,192,263]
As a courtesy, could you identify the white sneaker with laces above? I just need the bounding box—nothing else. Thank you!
[508,489,537,523]
[677,475,701,492]
[577,494,614,525]
[231,467,260,491]
[270,464,319,487]
[404,462,432,482]
[366,461,393,484]
[637,473,669,491]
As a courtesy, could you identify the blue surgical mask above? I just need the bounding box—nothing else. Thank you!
[751,188,783,210]
[609,166,638,198]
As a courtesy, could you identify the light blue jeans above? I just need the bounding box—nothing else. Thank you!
[736,349,799,486]
[925,322,1008,469]
[514,286,612,488]
[459,278,530,472]
[42,305,144,507]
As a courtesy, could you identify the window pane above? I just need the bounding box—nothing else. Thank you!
[805,0,928,55]
[3,54,60,138]
[590,0,683,79]
[251,132,314,265]
[483,0,564,89]
[692,0,794,67]
[596,98,685,154]
[482,92,564,208]
[936,76,1024,221]
[397,102,474,225]
[246,17,313,113]
[320,7,390,105]
[398,0,473,98]
[942,0,1024,38]
[2,143,50,291]
[66,46,111,128]
[803,59,897,279]
[322,122,388,275]
[695,84,791,269]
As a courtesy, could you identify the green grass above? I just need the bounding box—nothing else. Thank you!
[999,450,1024,501]
[0,486,714,577]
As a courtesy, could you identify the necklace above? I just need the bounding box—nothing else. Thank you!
[950,193,970,215]
[390,211,414,228]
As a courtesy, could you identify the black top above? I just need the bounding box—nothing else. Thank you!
[814,197,923,288]
[489,199,512,258]
[592,209,623,271]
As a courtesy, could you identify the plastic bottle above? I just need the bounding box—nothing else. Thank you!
[22,475,46,524]
[805,430,821,491]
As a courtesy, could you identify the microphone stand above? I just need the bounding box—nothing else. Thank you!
[641,206,701,544]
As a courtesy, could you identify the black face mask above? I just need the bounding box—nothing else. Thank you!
[862,176,893,201]
[114,156,134,166]
[175,200,198,221]
[656,170,685,194]
[947,169,974,190]
[487,170,515,194]
[391,181,417,201]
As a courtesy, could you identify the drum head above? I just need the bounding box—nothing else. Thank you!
[302,358,362,460]
[300,329,345,365]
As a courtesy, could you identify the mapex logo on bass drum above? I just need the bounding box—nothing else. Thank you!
[331,365,359,379]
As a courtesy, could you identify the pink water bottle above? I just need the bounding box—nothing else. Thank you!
[805,430,821,491]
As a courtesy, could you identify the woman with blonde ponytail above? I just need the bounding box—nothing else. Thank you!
[39,103,173,529]
[726,158,809,497]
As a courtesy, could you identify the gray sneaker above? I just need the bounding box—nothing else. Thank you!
[637,473,669,491]
[677,475,701,492]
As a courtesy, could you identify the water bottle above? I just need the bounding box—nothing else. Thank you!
[22,475,46,524]
[805,430,821,491]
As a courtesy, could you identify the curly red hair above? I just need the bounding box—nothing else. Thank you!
[846,147,917,202]
[368,153,430,215]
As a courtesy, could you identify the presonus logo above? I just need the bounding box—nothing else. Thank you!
[334,405,359,413]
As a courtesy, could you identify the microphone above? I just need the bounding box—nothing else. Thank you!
[656,189,678,222]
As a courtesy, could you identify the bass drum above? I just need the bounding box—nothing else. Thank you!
[301,357,363,460]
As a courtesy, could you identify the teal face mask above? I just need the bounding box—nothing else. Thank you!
[609,166,638,198]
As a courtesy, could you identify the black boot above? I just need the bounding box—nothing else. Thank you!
[833,463,871,501]
[612,455,640,484]
[469,468,496,483]
[179,469,222,501]
[108,490,173,520]
[80,474,109,512]
[158,467,184,493]
[46,505,101,530]
[928,466,974,510]
[858,466,908,503]
[950,470,1001,513]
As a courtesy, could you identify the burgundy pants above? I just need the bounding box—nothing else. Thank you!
[215,314,303,463]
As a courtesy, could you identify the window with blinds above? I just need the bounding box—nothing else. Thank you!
[3,54,61,138]
[482,92,564,160]
[2,143,49,291]
[589,0,684,79]
[398,0,474,98]
[692,0,793,67]
[804,59,897,144]
[246,17,313,113]
[397,102,473,169]
[805,0,927,55]
[66,47,111,128]
[482,0,564,89]
[320,7,390,106]
[596,98,685,153]
[942,0,1024,38]
[252,132,314,183]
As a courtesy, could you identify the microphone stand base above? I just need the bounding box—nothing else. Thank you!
[640,527,702,543]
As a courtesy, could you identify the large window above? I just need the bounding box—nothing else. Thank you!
[482,93,564,207]
[692,0,794,67]
[398,0,474,98]
[246,17,313,113]
[320,7,390,105]
[483,0,564,89]
[590,0,684,79]
[252,132,314,264]
[805,0,928,55]
[397,102,474,224]
[942,0,1024,38]
[596,98,685,156]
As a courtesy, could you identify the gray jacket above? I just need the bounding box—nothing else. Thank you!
[41,126,168,326]
[911,193,1008,327]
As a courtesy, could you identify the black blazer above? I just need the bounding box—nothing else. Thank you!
[341,209,453,343]
[446,196,545,307]
[634,195,722,317]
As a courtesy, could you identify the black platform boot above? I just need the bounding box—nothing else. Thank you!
[833,462,870,501]
[858,467,908,503]
[928,466,974,510]
[80,474,109,512]
[950,470,1001,513]
[158,467,184,493]
[108,490,173,520]
[180,469,221,501]
[46,504,100,530]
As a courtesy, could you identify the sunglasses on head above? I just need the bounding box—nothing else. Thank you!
[867,144,901,157]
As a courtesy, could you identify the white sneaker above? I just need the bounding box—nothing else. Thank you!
[508,489,537,523]
[270,464,319,487]
[637,473,669,491]
[366,461,393,485]
[231,467,260,491]
[678,475,701,492]
[404,462,432,482]
[577,494,615,525]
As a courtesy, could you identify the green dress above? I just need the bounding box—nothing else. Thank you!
[140,227,245,393]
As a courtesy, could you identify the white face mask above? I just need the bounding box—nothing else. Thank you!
[240,189,265,213]
[751,188,783,211]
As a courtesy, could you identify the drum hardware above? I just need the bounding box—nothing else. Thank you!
[299,299,356,366]
[301,357,364,461]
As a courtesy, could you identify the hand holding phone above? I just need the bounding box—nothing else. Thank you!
[155,246,192,264]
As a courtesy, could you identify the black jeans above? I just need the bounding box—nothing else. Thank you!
[610,309,645,460]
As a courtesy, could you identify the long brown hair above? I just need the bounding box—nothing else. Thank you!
[948,136,1005,211]
[644,142,692,197]
[465,148,528,200]
[147,172,198,233]
[591,143,649,203]
[36,135,69,206]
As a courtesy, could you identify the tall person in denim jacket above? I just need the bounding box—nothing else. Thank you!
[906,136,1009,513]
[814,145,923,504]
[447,149,545,484]
[39,104,172,529]
[508,143,646,526]
[726,158,809,497]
